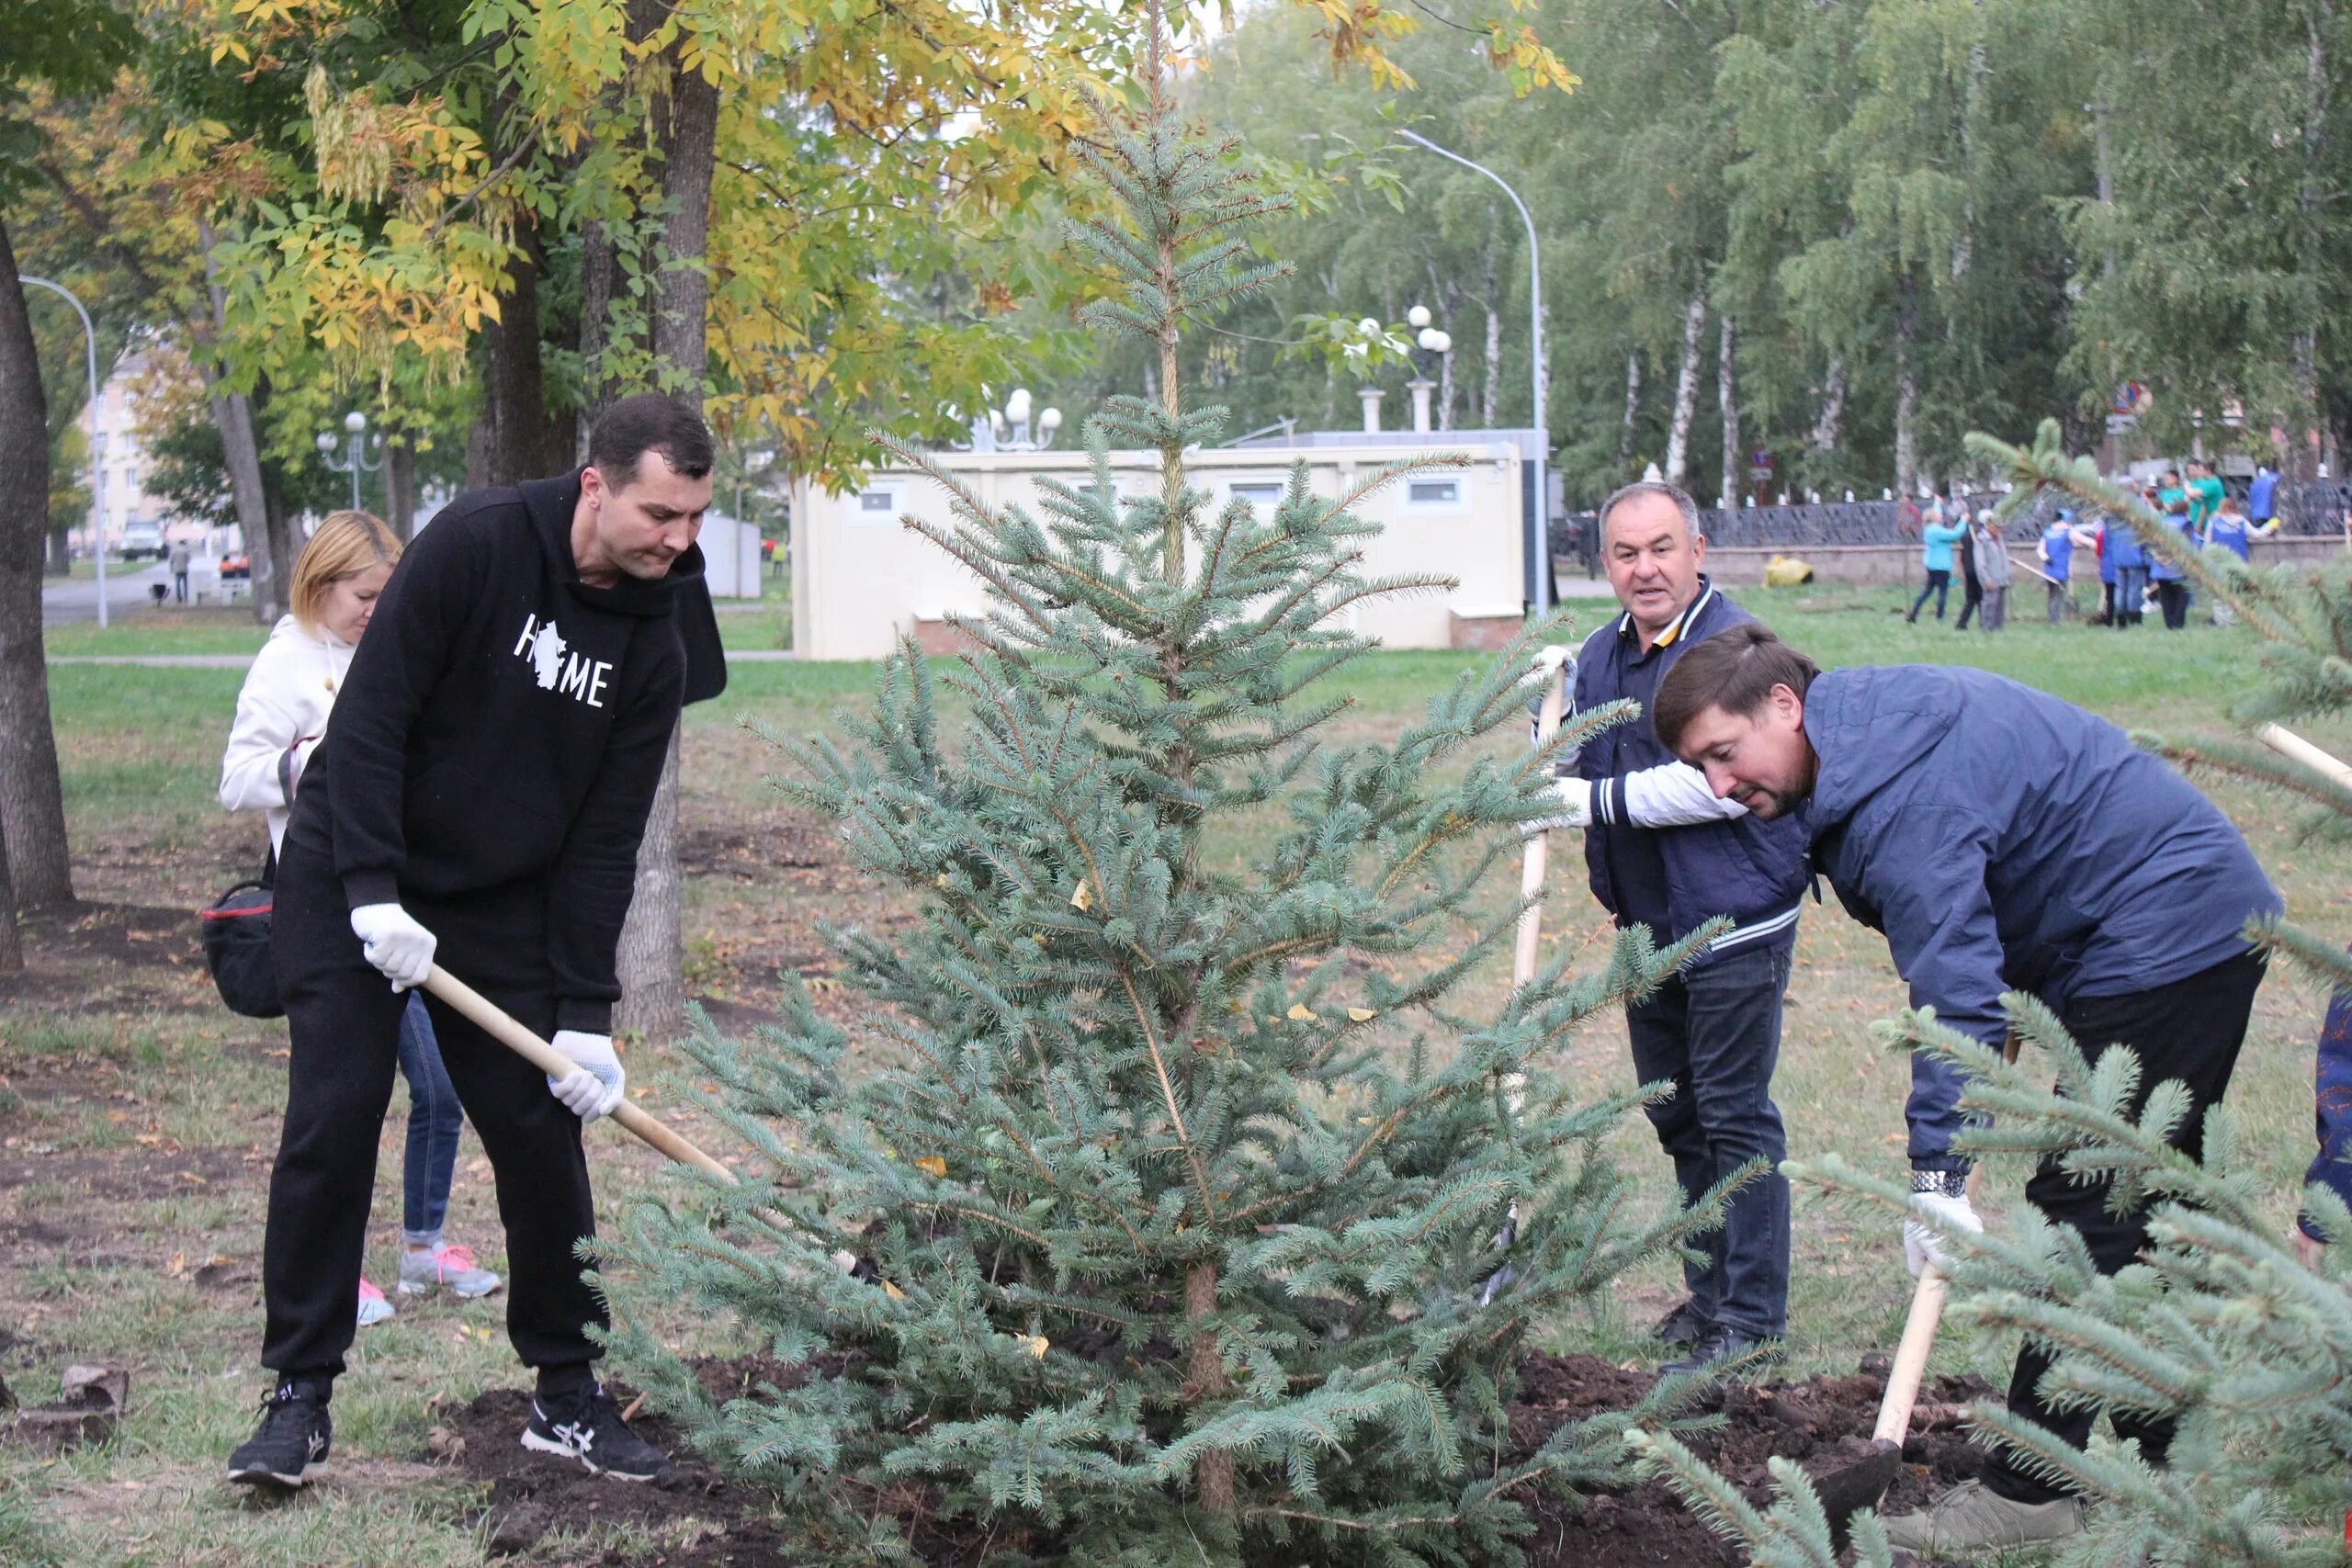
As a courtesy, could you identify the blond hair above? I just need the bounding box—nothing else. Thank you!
[289,510,402,632]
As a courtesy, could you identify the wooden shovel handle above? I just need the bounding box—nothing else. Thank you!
[1873,1264,1947,1445]
[1514,665,1569,987]
[2258,723,2352,789]
[422,964,738,1185]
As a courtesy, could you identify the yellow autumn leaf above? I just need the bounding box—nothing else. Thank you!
[1017,1334,1049,1359]
[1347,1007,1377,1022]
[882,1280,906,1300]
[1286,1003,1317,1021]
[914,1156,947,1178]
[1070,881,1094,911]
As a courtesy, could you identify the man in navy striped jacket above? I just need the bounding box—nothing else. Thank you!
[1532,479,1810,1372]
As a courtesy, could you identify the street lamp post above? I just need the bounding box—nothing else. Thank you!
[316,410,380,511]
[1394,130,1549,615]
[18,275,108,627]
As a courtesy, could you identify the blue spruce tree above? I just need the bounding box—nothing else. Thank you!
[604,32,1723,1564]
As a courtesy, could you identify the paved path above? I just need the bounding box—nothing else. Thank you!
[40,562,172,624]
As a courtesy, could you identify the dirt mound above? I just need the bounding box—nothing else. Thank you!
[433,1353,1996,1565]
[1513,1351,1996,1568]
[425,1382,797,1566]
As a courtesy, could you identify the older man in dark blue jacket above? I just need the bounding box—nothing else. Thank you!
[1653,624,2278,1556]
[1532,480,1810,1373]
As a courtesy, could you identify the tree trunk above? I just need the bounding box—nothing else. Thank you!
[2292,0,2333,479]
[0,222,74,911]
[383,434,416,540]
[1185,1260,1233,1511]
[1480,231,1502,427]
[1663,275,1706,487]
[1894,274,1921,500]
[578,220,622,455]
[614,20,720,1042]
[1618,349,1641,466]
[1716,310,1739,507]
[479,218,574,486]
[1809,353,1846,455]
[197,218,279,624]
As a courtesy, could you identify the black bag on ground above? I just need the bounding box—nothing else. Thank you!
[201,848,281,1019]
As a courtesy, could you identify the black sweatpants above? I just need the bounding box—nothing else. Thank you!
[1980,950,2267,1504]
[262,837,605,1380]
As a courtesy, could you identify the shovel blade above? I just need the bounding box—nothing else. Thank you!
[1810,1438,1902,1551]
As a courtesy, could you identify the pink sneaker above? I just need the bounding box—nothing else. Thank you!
[356,1276,395,1328]
[397,1242,503,1300]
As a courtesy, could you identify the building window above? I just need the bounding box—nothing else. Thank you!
[854,489,899,524]
[1227,479,1285,506]
[1404,478,1464,511]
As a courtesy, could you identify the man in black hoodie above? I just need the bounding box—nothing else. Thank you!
[229,394,725,1491]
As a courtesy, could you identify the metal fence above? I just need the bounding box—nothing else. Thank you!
[1553,479,2351,560]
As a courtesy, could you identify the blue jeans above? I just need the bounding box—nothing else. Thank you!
[397,993,461,1241]
[1625,942,1793,1338]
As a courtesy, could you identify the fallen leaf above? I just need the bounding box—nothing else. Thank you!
[1347,1007,1376,1022]
[1069,881,1094,911]
[914,1156,947,1178]
[1286,1003,1317,1022]
[882,1280,907,1300]
[1017,1334,1048,1359]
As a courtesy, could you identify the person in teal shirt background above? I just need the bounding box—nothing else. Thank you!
[1908,502,1970,623]
[2187,458,2226,530]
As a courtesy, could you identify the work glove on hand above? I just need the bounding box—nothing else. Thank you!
[1524,776,1594,834]
[1904,1190,1984,1278]
[547,1031,625,1122]
[348,903,435,991]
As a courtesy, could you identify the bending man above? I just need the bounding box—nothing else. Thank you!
[1652,624,2278,1556]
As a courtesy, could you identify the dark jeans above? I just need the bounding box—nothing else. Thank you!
[264,840,603,1380]
[396,993,461,1240]
[173,570,188,603]
[1981,950,2267,1505]
[1626,942,1793,1338]
[1909,570,1951,622]
[1954,576,1984,630]
[2156,579,2189,629]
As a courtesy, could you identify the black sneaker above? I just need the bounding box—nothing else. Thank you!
[521,1382,672,1481]
[227,1382,333,1489]
[1662,1324,1778,1378]
[1654,1297,1712,1351]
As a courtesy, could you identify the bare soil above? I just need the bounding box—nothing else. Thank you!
[1514,1352,1995,1568]
[430,1350,1996,1565]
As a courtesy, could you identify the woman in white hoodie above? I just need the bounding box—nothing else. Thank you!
[220,511,500,1325]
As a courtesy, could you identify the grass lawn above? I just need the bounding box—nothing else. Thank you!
[0,576,2337,1565]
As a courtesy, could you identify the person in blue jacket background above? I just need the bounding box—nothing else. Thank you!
[2148,485,2195,630]
[1652,624,2279,1557]
[1907,502,1969,624]
[1528,480,1811,1373]
[2036,509,2075,622]
[2103,508,2148,628]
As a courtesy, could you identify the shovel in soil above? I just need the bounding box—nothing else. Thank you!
[1808,1264,1947,1545]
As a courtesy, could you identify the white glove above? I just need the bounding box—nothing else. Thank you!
[348,903,435,991]
[1904,1190,1984,1278]
[547,1030,625,1122]
[1525,776,1593,834]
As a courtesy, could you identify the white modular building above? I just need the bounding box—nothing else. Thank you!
[787,430,1545,661]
